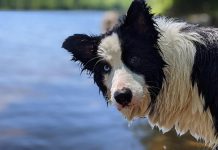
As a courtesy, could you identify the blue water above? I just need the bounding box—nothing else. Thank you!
[0,11,209,150]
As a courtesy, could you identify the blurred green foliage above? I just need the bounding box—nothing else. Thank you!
[168,0,218,16]
[0,0,217,17]
[0,0,131,10]
[148,0,218,16]
[147,0,173,14]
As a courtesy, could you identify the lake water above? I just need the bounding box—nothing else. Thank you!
[0,11,210,150]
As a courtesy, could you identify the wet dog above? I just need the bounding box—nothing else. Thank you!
[62,0,218,148]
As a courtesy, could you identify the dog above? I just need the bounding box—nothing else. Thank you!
[62,0,218,148]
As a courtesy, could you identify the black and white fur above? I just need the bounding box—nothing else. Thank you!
[62,0,218,148]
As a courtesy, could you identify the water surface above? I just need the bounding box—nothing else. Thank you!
[0,11,210,150]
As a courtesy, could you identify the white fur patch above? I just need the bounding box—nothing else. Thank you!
[146,17,216,147]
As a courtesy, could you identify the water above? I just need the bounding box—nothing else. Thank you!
[0,11,210,150]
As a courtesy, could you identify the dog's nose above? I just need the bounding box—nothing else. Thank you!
[114,88,132,106]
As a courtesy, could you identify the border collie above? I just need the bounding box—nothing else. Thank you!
[62,0,218,148]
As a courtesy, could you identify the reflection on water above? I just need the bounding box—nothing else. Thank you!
[0,11,211,150]
[132,120,210,150]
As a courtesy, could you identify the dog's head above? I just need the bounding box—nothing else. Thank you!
[62,0,166,120]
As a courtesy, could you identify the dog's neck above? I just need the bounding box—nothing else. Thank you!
[146,17,217,147]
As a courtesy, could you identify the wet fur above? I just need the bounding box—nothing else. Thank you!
[62,0,218,148]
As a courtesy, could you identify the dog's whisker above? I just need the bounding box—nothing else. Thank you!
[92,58,104,72]
[83,56,102,69]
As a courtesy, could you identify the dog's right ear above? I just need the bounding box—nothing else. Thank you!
[62,34,101,72]
[121,0,158,40]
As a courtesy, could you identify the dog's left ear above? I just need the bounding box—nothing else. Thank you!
[122,0,157,38]
[62,34,101,72]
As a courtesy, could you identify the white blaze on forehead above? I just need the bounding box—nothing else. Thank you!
[98,33,122,64]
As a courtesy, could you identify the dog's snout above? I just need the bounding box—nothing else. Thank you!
[114,88,132,106]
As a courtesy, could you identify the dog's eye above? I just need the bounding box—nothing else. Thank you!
[103,64,111,73]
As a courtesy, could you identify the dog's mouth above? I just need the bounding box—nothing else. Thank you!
[116,102,136,111]
[119,103,144,120]
[114,98,147,120]
[105,87,150,120]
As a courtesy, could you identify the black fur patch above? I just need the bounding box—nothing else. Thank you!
[93,60,112,100]
[188,27,218,134]
[116,0,166,109]
[62,34,101,72]
[62,34,109,99]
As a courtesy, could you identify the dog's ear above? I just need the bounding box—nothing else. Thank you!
[62,34,101,72]
[122,0,157,38]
